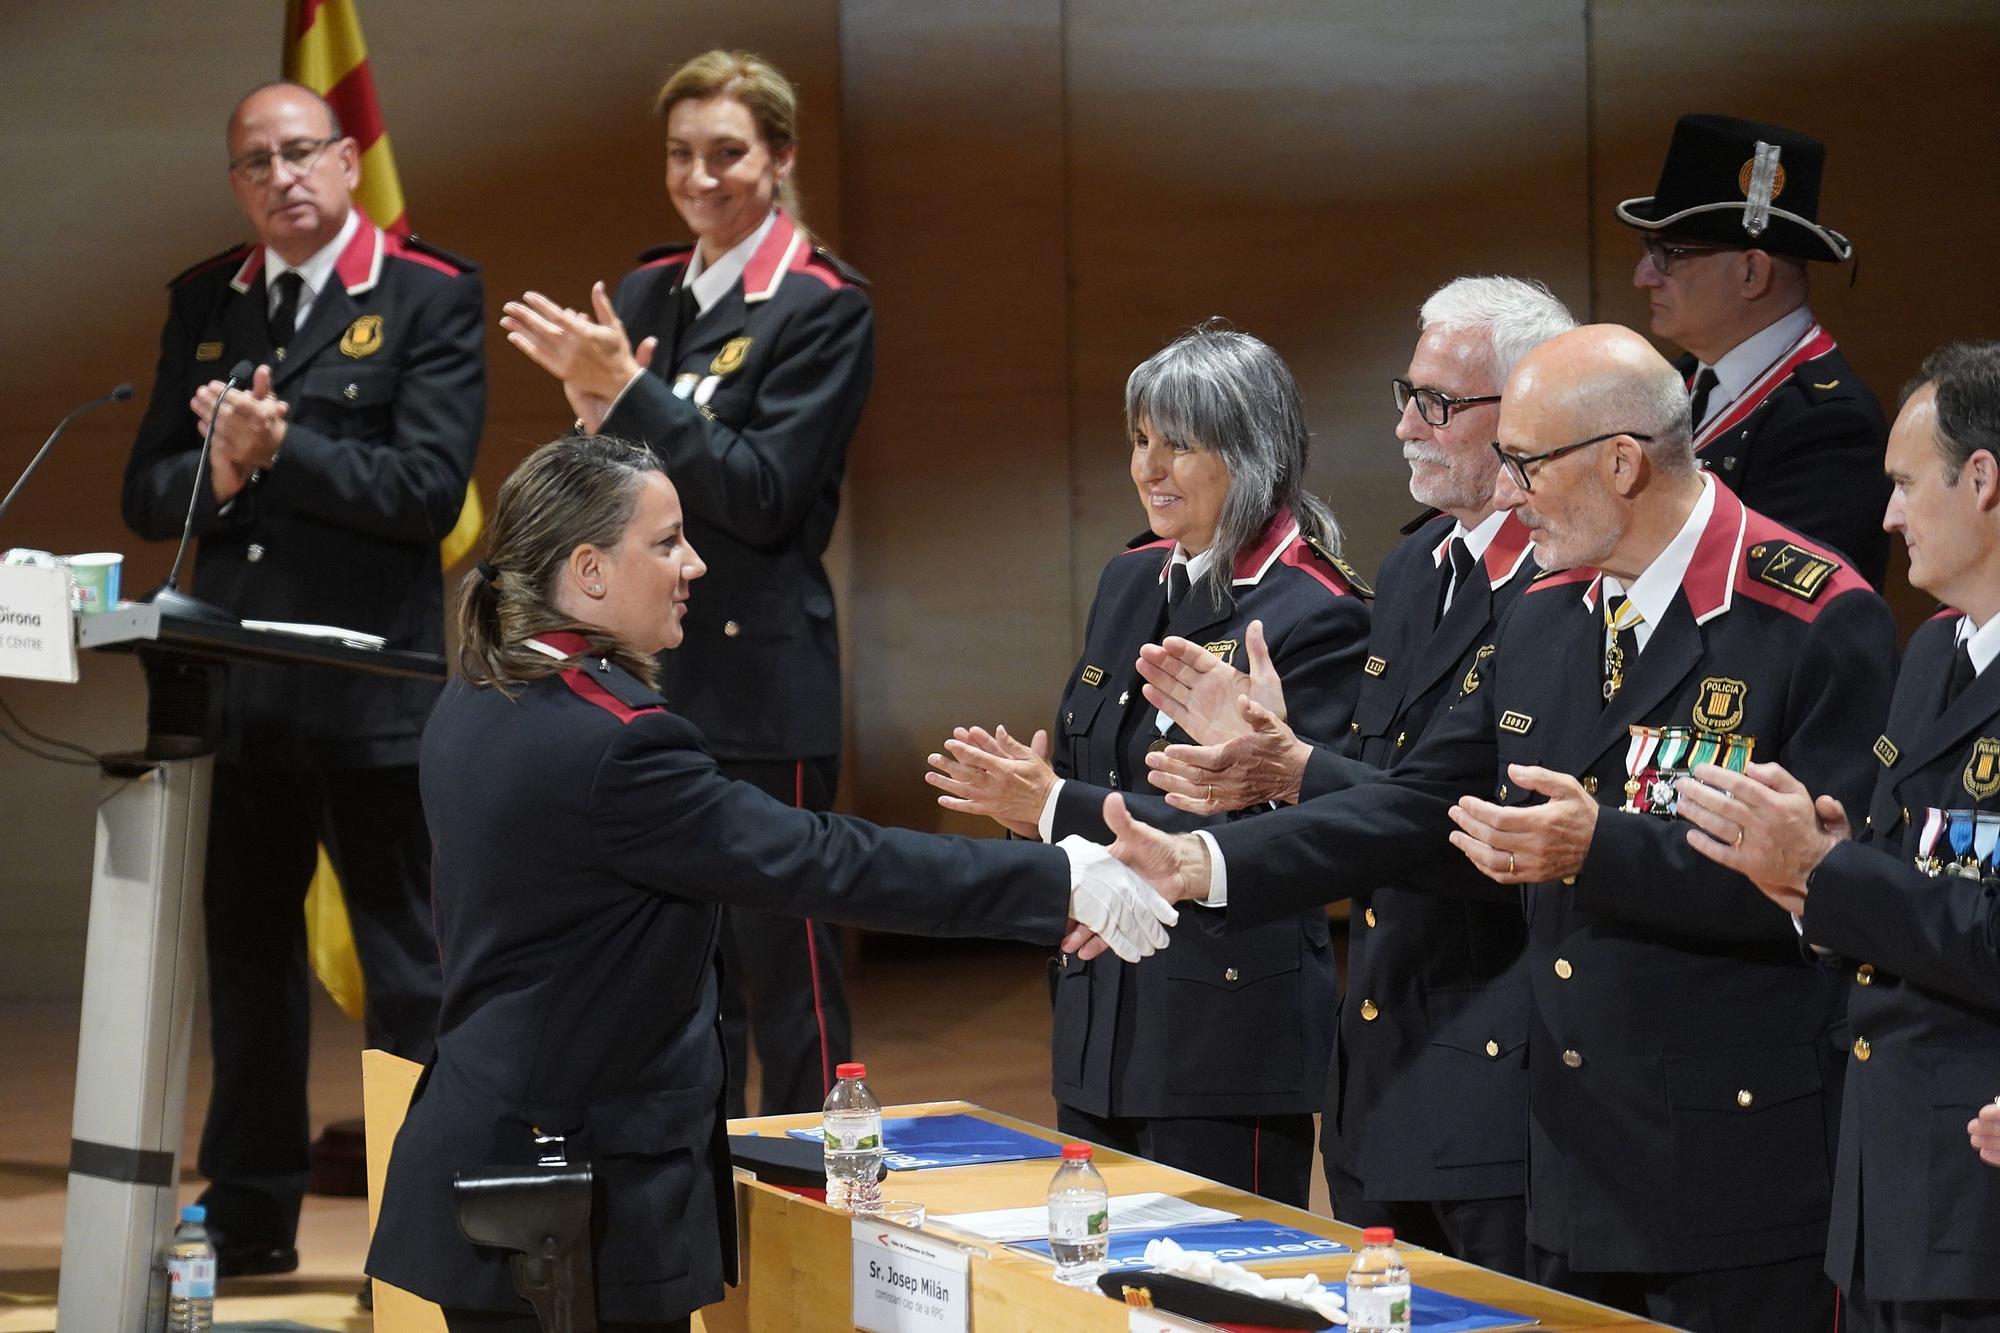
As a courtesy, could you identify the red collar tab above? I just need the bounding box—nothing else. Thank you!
[741,211,807,304]
[228,210,384,297]
[1232,508,1298,584]
[1694,322,1836,451]
[1682,482,1749,623]
[1481,514,1537,588]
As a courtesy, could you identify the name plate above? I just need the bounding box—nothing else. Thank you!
[0,564,77,683]
[852,1217,971,1333]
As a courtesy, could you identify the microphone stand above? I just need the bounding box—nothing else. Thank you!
[143,361,252,623]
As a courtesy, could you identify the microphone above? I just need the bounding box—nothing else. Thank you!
[0,383,135,529]
[145,360,254,623]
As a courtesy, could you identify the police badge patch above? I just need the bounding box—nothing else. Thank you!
[1964,738,2000,799]
[1460,643,1495,697]
[711,337,753,375]
[340,314,384,358]
[1693,677,1747,733]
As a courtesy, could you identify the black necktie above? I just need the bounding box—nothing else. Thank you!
[1437,537,1476,625]
[1688,366,1720,428]
[1947,643,1978,708]
[1167,561,1191,612]
[671,281,699,361]
[267,270,303,354]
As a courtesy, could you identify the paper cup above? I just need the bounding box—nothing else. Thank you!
[66,552,123,613]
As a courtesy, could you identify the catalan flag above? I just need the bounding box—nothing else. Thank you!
[284,0,480,1019]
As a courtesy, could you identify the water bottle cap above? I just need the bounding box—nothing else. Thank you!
[835,1062,867,1080]
[1361,1226,1394,1246]
[1061,1142,1093,1161]
[181,1204,206,1223]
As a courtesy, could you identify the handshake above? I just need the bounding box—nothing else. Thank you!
[1054,793,1211,963]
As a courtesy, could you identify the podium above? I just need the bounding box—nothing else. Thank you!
[40,601,443,1331]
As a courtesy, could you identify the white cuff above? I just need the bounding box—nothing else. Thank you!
[1037,779,1064,843]
[1194,830,1227,907]
[601,367,650,427]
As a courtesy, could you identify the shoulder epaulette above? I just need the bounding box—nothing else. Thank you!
[169,243,252,288]
[1744,539,1847,603]
[1302,533,1373,598]
[395,233,477,275]
[556,657,666,724]
[809,246,871,288]
[636,242,696,269]
[1398,507,1443,537]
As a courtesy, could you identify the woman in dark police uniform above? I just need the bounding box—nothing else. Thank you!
[365,435,1173,1331]
[928,325,1371,1205]
[500,50,870,1120]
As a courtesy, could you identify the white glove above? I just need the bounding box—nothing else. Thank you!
[1058,835,1179,962]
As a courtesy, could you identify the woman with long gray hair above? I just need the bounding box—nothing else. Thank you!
[928,322,1371,1204]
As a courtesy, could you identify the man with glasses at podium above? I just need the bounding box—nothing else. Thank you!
[120,80,485,1277]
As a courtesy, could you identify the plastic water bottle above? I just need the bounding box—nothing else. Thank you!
[165,1203,216,1332]
[1046,1142,1109,1287]
[1345,1226,1411,1333]
[822,1061,884,1215]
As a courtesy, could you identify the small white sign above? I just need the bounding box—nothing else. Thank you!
[852,1217,971,1333]
[0,564,77,683]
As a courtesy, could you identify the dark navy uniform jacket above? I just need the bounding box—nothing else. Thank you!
[1210,482,1898,1273]
[1295,511,1539,1204]
[1683,338,1890,588]
[1806,611,2000,1301]
[121,214,485,767]
[1048,511,1369,1120]
[365,634,1069,1321]
[602,211,872,762]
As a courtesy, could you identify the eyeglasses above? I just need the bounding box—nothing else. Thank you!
[1392,378,1502,428]
[1640,237,1740,277]
[228,136,339,185]
[1490,431,1653,492]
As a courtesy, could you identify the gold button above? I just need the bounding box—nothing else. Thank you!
[1223,967,1239,982]
[1581,775,1598,795]
[1360,999,1379,1021]
[1853,1037,1871,1062]
[1562,1049,1582,1069]
[1736,1089,1754,1108]
[1554,958,1573,979]
[343,382,359,399]
[1497,783,1509,800]
[1903,808,1911,824]
[1484,1039,1500,1058]
[1364,908,1377,928]
[1561,875,1576,886]
[1067,711,1075,726]
[1396,731,1407,747]
[1118,690,1129,706]
[1350,721,1360,731]
[1855,963,1874,986]
[724,620,741,637]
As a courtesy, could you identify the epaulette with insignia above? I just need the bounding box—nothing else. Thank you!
[811,247,871,287]
[168,242,252,288]
[1746,540,1843,602]
[1303,533,1373,598]
[636,241,696,268]
[397,233,477,275]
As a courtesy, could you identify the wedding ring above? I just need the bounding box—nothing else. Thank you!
[1507,852,1517,875]
[1734,826,1745,849]
[1204,783,1214,804]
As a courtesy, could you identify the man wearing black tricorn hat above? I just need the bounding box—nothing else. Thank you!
[1619,113,1891,588]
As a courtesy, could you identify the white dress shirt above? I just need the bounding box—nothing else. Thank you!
[1692,305,1814,431]
[265,207,359,332]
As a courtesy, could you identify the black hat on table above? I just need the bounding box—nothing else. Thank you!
[1616,113,1852,263]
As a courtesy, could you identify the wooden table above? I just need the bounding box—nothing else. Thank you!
[696,1099,1676,1333]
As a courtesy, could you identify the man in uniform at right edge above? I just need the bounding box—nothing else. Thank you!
[1096,325,1897,1332]
[1679,341,2000,1330]
[1619,113,1892,587]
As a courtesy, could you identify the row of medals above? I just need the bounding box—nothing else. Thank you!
[1621,724,1755,817]
[1912,807,1998,878]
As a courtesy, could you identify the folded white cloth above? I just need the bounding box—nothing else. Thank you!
[1141,1236,1348,1324]
[1060,836,1178,962]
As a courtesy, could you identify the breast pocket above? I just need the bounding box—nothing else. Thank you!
[296,364,397,430]
[1061,690,1109,777]
[1420,982,1527,1168]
